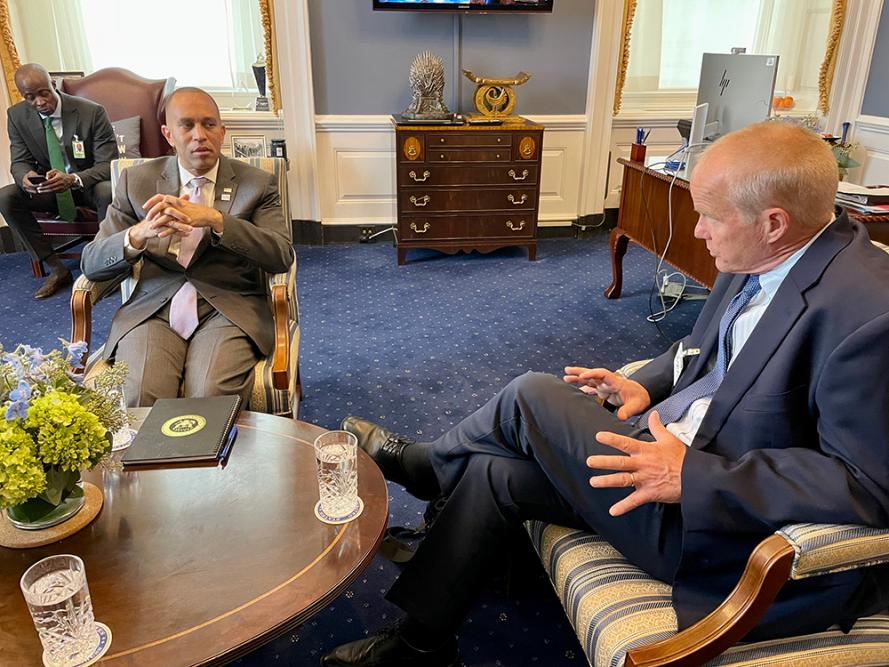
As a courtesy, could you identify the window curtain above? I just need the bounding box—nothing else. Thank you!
[612,0,848,116]
[818,0,847,114]
[258,0,281,113]
[229,0,265,93]
[0,0,21,187]
[612,0,637,116]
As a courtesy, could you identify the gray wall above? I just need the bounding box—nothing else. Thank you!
[862,0,889,118]
[309,0,595,116]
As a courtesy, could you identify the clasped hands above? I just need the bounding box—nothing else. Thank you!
[563,366,686,516]
[128,193,224,250]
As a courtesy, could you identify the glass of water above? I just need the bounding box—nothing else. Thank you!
[109,388,135,451]
[20,554,100,666]
[314,430,359,521]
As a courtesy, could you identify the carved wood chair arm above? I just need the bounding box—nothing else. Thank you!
[624,534,795,667]
[270,283,290,391]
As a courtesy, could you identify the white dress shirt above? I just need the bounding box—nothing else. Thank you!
[666,219,833,445]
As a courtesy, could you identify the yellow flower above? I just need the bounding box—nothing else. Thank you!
[0,421,45,508]
[24,391,109,472]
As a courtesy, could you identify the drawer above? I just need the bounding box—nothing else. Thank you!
[428,148,511,163]
[399,214,536,241]
[400,187,538,213]
[398,164,539,187]
[427,133,511,147]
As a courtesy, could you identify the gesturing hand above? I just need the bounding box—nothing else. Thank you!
[563,366,651,420]
[586,411,686,516]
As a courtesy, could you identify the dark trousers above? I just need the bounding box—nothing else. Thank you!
[386,372,684,633]
[0,181,113,261]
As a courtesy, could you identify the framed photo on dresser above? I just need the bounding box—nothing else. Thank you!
[231,135,266,158]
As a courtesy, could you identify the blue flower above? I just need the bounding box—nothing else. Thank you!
[2,353,24,378]
[65,341,88,370]
[9,381,31,402]
[5,400,28,420]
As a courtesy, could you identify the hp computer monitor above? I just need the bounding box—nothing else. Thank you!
[695,53,779,141]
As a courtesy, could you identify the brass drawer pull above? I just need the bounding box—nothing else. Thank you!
[409,170,431,182]
[508,169,529,181]
[507,193,528,206]
[410,195,431,207]
[506,220,526,232]
[410,222,431,234]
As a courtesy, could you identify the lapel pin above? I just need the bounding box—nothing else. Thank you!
[223,187,233,193]
[221,193,231,201]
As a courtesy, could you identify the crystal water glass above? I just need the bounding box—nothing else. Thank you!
[116,134,127,159]
[110,388,134,451]
[314,430,359,519]
[20,554,99,666]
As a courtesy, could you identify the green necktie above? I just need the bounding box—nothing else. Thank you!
[42,116,76,221]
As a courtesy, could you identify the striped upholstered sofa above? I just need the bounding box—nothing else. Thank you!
[526,362,889,666]
[70,157,301,417]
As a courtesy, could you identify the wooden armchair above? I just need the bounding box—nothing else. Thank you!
[70,157,301,417]
[32,68,174,277]
[526,358,889,666]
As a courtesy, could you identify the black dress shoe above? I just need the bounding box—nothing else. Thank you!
[341,416,416,488]
[320,626,460,667]
[34,269,72,299]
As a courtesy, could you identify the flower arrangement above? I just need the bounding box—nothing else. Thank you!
[0,341,127,523]
[832,140,860,179]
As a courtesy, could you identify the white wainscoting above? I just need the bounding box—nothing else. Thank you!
[314,115,587,227]
[607,116,683,209]
[854,115,889,185]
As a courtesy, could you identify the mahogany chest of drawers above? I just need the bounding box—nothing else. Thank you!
[393,117,545,265]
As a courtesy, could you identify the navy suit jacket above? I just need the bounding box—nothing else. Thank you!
[631,211,889,637]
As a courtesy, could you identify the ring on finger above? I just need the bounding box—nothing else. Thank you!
[629,472,636,487]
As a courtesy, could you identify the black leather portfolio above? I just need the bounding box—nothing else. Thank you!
[122,395,241,467]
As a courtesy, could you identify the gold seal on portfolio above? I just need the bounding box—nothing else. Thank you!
[161,415,207,437]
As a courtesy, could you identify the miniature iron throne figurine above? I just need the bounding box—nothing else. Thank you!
[403,51,451,120]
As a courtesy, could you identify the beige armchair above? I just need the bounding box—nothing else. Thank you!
[70,157,301,417]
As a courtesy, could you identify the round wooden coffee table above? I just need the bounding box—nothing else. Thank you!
[0,411,388,665]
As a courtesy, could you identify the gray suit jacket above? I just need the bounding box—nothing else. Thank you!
[7,92,116,189]
[81,156,294,357]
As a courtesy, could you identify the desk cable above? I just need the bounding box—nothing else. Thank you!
[640,143,710,327]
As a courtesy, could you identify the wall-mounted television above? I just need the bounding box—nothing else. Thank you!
[373,0,554,13]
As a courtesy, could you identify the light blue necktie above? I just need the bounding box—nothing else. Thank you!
[641,275,762,427]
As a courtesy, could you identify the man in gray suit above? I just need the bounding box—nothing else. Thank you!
[0,63,116,298]
[81,87,293,407]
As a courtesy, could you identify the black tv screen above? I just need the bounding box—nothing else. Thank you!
[373,0,554,12]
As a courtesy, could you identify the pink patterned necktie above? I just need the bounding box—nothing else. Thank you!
[168,177,209,339]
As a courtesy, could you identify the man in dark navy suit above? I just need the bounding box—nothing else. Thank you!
[323,122,889,667]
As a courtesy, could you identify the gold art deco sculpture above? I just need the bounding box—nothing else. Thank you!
[403,51,452,120]
[462,68,531,120]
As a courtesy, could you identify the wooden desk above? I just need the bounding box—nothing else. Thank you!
[606,158,716,298]
[607,158,889,299]
[0,412,388,666]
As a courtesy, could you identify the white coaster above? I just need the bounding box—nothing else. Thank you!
[314,497,364,525]
[43,621,112,667]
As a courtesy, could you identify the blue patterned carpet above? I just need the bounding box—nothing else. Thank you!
[0,235,704,666]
